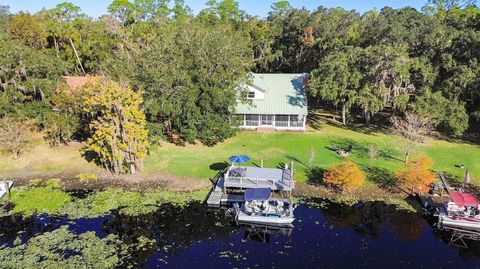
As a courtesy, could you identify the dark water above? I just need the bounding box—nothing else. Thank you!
[2,201,480,269]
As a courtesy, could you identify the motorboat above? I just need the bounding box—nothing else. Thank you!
[437,191,480,232]
[232,188,295,226]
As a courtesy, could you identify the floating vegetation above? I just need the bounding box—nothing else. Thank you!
[10,183,71,215]
[5,185,210,219]
[304,194,418,213]
[0,226,127,269]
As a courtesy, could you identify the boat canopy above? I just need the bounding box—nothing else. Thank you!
[450,191,479,207]
[244,188,271,201]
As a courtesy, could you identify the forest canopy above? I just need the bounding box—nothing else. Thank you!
[0,0,480,147]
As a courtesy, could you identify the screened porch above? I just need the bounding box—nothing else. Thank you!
[235,114,306,129]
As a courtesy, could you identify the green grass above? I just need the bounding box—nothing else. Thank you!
[145,123,480,184]
[1,120,479,186]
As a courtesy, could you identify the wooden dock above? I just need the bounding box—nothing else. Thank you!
[206,174,246,207]
[206,165,295,207]
[206,191,223,207]
[224,166,293,191]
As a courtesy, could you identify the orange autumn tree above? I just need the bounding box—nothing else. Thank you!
[395,155,436,194]
[323,160,365,192]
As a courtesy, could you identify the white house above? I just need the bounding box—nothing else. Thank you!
[235,73,308,131]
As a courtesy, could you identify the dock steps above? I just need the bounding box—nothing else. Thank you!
[207,192,245,207]
[206,191,223,207]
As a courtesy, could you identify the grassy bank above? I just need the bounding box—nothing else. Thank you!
[0,121,479,186]
[145,123,480,184]
[4,182,419,219]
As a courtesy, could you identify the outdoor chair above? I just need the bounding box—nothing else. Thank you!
[345,144,353,152]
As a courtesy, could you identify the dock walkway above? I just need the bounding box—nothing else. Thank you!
[224,166,293,191]
[207,165,294,207]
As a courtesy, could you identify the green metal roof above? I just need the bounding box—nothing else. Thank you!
[236,73,308,115]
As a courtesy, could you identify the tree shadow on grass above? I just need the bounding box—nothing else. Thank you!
[306,166,327,186]
[285,155,306,167]
[379,150,404,163]
[82,150,104,168]
[362,166,398,192]
[325,138,369,157]
[325,138,404,164]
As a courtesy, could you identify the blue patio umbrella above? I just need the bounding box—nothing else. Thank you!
[229,155,250,165]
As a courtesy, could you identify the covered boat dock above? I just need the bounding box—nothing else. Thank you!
[207,164,294,207]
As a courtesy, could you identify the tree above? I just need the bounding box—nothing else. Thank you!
[133,20,251,145]
[310,48,362,125]
[0,34,65,114]
[82,77,148,175]
[271,1,292,15]
[323,160,366,192]
[0,4,9,32]
[413,90,468,136]
[368,144,379,164]
[357,45,416,124]
[391,111,433,164]
[422,0,476,16]
[395,155,436,194]
[199,0,242,22]
[0,117,33,159]
[7,12,47,48]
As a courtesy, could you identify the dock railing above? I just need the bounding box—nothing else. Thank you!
[226,176,277,187]
[224,166,293,190]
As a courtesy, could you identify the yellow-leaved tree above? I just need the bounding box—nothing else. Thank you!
[82,77,148,175]
[395,155,436,194]
[323,160,365,192]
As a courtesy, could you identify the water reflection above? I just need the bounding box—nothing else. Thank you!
[239,223,293,243]
[316,199,425,242]
[1,201,480,268]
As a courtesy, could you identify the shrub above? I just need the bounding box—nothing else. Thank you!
[27,178,42,187]
[76,173,99,183]
[395,155,436,194]
[41,112,79,147]
[323,160,365,192]
[0,117,33,159]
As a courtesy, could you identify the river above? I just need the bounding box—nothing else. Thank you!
[1,200,480,268]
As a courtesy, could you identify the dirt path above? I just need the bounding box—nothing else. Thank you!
[0,169,210,192]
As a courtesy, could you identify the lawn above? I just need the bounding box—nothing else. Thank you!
[145,122,480,184]
[1,121,479,185]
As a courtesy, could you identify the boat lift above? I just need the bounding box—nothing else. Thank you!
[441,226,480,248]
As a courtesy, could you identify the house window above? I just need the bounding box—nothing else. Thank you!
[275,115,289,127]
[245,114,260,126]
[247,91,255,99]
[290,115,303,127]
[261,115,273,126]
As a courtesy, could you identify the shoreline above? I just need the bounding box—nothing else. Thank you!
[1,174,421,218]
